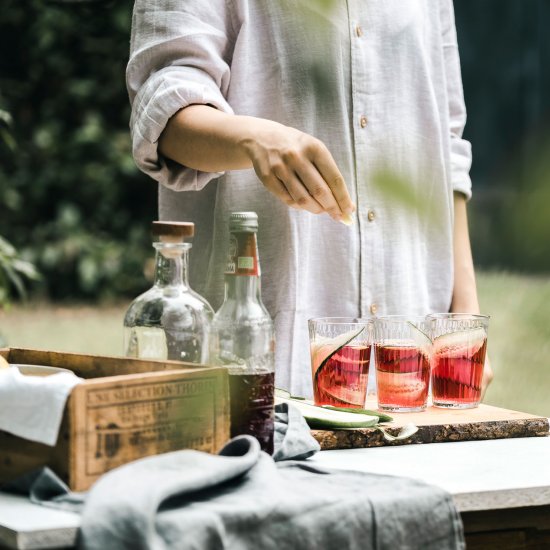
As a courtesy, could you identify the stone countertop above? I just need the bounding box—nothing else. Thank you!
[1,435,549,549]
[308,434,550,512]
[0,492,79,550]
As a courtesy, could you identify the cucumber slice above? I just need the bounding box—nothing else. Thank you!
[311,326,366,380]
[305,414,378,430]
[433,327,486,357]
[321,405,393,423]
[275,388,291,399]
[311,327,368,407]
[377,423,419,441]
[275,388,392,423]
[406,321,432,355]
[275,394,379,429]
[275,391,419,437]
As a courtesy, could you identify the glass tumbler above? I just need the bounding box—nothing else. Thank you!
[429,313,489,409]
[308,317,372,408]
[373,316,431,412]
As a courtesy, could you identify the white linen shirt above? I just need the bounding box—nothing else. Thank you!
[127,0,472,398]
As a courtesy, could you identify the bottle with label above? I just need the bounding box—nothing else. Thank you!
[210,212,275,454]
[124,221,214,363]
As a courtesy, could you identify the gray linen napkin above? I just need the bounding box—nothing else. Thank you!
[77,435,464,550]
[3,403,465,549]
[273,402,320,461]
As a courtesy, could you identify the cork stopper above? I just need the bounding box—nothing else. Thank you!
[151,221,194,243]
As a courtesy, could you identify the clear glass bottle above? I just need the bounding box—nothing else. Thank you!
[124,221,213,363]
[210,212,275,454]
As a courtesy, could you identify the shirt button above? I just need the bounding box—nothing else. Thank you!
[360,115,368,128]
[355,25,363,37]
[367,210,375,222]
[370,303,378,315]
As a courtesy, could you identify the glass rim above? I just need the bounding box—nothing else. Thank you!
[152,242,192,250]
[308,316,371,325]
[373,314,429,323]
[427,312,490,320]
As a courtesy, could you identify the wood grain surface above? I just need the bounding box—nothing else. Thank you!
[312,399,549,450]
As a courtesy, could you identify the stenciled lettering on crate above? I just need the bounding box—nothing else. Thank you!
[0,348,230,492]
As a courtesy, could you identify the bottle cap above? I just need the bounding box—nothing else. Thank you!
[151,221,195,242]
[229,212,258,232]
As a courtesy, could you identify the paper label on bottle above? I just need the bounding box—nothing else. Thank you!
[225,233,259,276]
[237,257,254,270]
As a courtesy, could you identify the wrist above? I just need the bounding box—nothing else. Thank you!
[237,116,266,162]
[450,298,480,315]
[238,116,285,164]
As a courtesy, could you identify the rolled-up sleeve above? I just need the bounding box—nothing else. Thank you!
[126,0,236,191]
[440,0,473,200]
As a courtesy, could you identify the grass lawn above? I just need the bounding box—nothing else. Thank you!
[476,271,550,417]
[1,271,549,417]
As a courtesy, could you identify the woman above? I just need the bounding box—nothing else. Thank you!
[126,0,492,398]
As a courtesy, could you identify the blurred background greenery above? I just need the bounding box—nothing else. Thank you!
[0,1,549,414]
[0,0,156,302]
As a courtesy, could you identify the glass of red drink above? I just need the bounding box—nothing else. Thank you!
[373,316,432,412]
[309,317,372,408]
[429,313,489,409]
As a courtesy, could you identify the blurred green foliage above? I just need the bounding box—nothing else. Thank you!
[0,235,40,308]
[0,0,157,301]
[0,92,40,309]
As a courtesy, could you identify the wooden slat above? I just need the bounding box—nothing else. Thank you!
[462,505,550,534]
[1,347,217,378]
[462,505,550,550]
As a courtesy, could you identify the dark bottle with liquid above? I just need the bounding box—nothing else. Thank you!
[210,212,275,453]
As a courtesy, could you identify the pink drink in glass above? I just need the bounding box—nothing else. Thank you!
[432,333,487,408]
[312,343,371,408]
[375,343,430,412]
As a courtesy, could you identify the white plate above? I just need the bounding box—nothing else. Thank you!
[11,364,73,377]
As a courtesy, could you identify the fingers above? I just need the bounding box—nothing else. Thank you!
[310,141,356,217]
[272,165,325,216]
[247,121,356,221]
[262,174,299,209]
[481,356,494,400]
[262,171,323,215]
[294,161,344,222]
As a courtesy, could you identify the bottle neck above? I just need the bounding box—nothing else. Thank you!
[153,242,191,288]
[224,231,261,302]
[225,274,262,302]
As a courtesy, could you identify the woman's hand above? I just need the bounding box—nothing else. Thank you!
[481,356,494,399]
[159,105,355,223]
[240,119,355,224]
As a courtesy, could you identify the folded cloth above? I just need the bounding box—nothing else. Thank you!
[77,437,464,550]
[1,466,86,514]
[273,402,321,461]
[5,404,464,549]
[0,367,82,446]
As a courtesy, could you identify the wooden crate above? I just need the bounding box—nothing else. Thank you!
[0,348,230,491]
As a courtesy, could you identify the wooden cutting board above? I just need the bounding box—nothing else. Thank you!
[312,399,549,450]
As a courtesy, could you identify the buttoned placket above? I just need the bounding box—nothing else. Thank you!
[347,1,379,318]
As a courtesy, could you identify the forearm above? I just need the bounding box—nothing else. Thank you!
[158,104,260,172]
[157,104,355,223]
[450,192,480,314]
[452,192,494,392]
